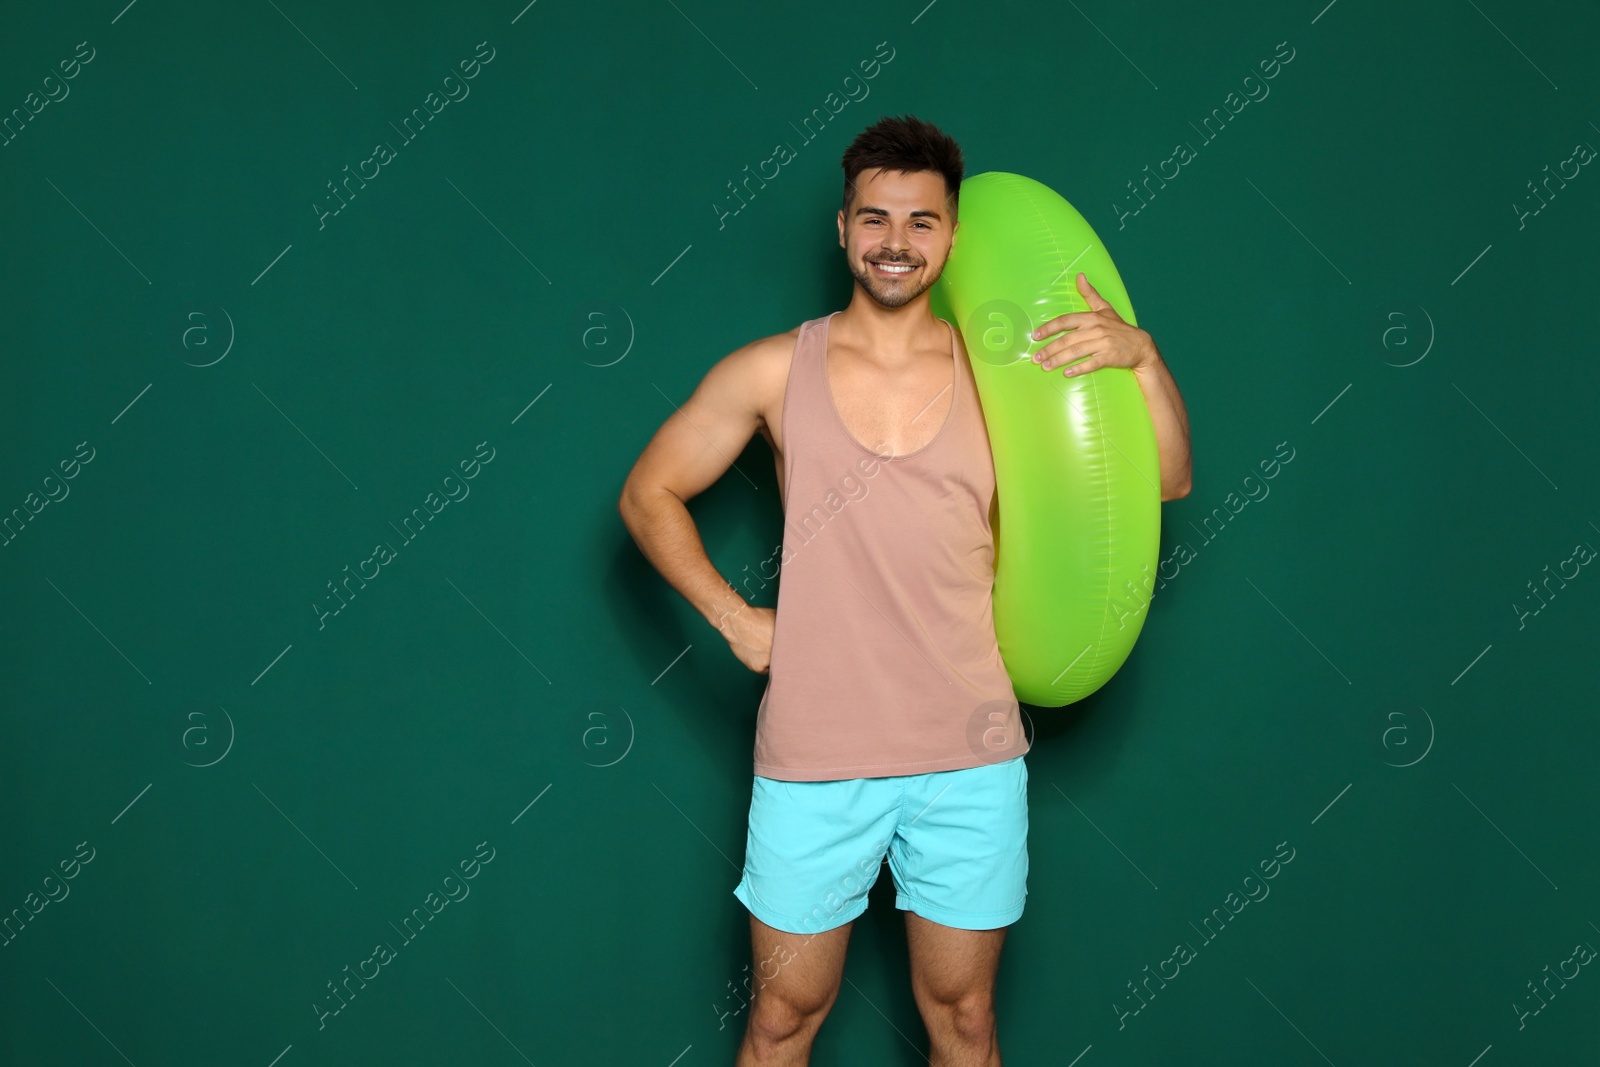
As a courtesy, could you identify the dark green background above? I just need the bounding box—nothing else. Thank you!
[2,1,1596,1063]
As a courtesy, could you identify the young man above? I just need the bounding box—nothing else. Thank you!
[619,115,1192,1066]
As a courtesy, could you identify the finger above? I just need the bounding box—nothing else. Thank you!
[1039,342,1089,370]
[1037,321,1108,364]
[1062,355,1101,376]
[1077,272,1111,311]
[1030,312,1087,342]
[1033,337,1066,365]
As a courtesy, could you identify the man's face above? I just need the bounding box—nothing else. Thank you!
[837,167,957,310]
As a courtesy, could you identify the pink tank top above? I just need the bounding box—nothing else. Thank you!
[752,311,1028,781]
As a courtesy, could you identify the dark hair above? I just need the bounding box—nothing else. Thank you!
[840,115,964,220]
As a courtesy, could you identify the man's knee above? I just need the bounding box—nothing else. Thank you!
[947,992,996,1044]
[747,985,835,1046]
[914,986,996,1043]
[741,913,852,1054]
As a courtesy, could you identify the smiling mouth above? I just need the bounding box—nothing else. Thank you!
[870,260,918,277]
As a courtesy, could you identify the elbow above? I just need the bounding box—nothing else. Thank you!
[618,479,643,531]
[618,479,672,534]
[1161,466,1193,502]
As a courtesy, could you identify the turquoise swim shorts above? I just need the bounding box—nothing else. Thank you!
[732,755,1028,934]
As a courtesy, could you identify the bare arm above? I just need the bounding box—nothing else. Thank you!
[617,337,785,663]
[1132,342,1193,501]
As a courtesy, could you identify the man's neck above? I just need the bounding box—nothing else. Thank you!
[836,293,942,362]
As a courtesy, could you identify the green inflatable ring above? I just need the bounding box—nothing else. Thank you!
[929,171,1162,707]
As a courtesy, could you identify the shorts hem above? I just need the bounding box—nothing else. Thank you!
[894,891,1024,931]
[733,881,869,935]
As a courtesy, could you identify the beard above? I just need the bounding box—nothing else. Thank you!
[848,253,941,309]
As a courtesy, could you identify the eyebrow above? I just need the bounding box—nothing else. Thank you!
[854,206,942,221]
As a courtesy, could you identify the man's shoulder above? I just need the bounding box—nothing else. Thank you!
[712,319,816,402]
[744,322,805,363]
[685,321,809,443]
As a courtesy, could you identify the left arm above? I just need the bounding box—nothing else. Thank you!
[1031,272,1193,501]
[1130,344,1192,500]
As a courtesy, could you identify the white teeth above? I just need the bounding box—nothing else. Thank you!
[874,262,914,273]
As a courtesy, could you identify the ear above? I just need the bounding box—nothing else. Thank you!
[837,210,846,248]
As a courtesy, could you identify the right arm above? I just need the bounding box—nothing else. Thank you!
[617,335,787,672]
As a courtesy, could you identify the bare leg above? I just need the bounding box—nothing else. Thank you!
[735,914,854,1066]
[905,911,1007,1067]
